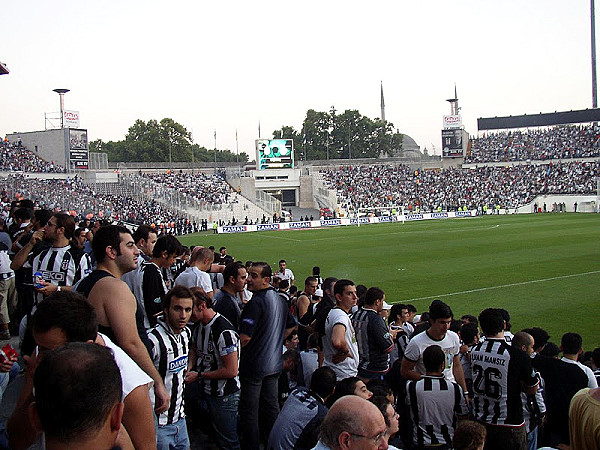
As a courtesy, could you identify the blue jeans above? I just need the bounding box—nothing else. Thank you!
[527,426,538,450]
[239,372,280,450]
[204,390,241,450]
[157,417,190,450]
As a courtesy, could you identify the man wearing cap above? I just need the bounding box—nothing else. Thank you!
[351,287,395,382]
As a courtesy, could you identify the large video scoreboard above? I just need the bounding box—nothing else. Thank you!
[441,114,464,158]
[255,139,294,170]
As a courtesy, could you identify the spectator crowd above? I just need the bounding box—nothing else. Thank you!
[320,161,598,212]
[0,206,598,450]
[1,139,64,173]
[467,125,600,163]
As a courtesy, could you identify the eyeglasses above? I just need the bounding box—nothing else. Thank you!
[349,430,388,445]
[46,222,57,228]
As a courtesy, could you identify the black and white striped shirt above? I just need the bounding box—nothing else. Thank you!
[192,312,240,397]
[407,375,468,447]
[471,338,539,426]
[148,316,191,426]
[32,245,91,305]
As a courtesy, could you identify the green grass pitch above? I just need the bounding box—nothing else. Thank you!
[179,214,600,349]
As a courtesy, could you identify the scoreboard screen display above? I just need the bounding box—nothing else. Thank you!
[441,129,463,158]
[255,139,294,170]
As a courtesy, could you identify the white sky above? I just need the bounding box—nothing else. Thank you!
[1,0,596,156]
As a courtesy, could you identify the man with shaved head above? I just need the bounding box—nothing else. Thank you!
[174,246,214,297]
[314,395,389,450]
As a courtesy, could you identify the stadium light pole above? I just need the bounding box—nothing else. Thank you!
[52,88,70,128]
[592,0,598,108]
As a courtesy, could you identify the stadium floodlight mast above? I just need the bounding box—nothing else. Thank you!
[52,88,70,128]
[591,0,597,108]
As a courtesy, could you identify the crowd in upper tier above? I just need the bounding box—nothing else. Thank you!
[466,125,600,163]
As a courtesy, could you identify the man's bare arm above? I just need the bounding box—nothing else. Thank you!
[400,357,422,381]
[100,280,170,413]
[121,384,157,450]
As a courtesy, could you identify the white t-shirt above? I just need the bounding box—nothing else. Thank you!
[174,266,213,293]
[323,307,359,379]
[404,330,460,382]
[276,268,294,282]
[99,333,153,401]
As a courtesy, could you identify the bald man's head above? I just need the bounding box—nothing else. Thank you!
[319,395,388,449]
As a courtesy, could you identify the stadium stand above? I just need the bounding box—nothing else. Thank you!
[466,125,600,163]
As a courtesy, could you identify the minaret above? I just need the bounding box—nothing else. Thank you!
[446,84,460,115]
[380,81,386,121]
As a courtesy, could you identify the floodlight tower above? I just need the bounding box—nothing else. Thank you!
[52,88,70,128]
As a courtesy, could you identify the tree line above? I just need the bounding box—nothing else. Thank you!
[89,118,248,163]
[89,109,403,163]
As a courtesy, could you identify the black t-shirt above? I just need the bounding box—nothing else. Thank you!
[532,354,589,445]
[239,288,296,378]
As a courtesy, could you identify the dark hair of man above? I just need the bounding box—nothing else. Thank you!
[223,261,244,285]
[13,207,32,221]
[498,308,511,331]
[478,308,504,336]
[31,291,97,342]
[251,261,272,279]
[278,259,286,265]
[92,225,131,264]
[33,342,122,443]
[285,331,298,344]
[460,323,479,346]
[450,319,462,333]
[283,349,300,364]
[244,260,253,268]
[423,344,445,373]
[429,300,453,321]
[356,284,367,301]
[592,347,600,368]
[406,304,417,314]
[364,287,385,307]
[53,213,76,240]
[540,341,560,358]
[304,276,318,287]
[511,331,533,351]
[333,279,355,298]
[323,277,338,295]
[522,327,550,351]
[461,314,478,326]
[309,366,336,401]
[132,224,155,244]
[366,379,393,399]
[561,332,583,355]
[191,286,213,309]
[163,285,193,309]
[279,279,290,291]
[152,234,181,258]
[219,246,226,252]
[18,199,35,210]
[312,266,321,275]
[370,396,393,427]
[452,420,486,450]
[389,304,404,326]
[74,227,87,237]
[325,377,362,408]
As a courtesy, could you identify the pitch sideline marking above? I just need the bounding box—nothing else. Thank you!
[404,270,600,302]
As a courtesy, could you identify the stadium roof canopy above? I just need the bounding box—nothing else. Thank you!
[477,108,600,131]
